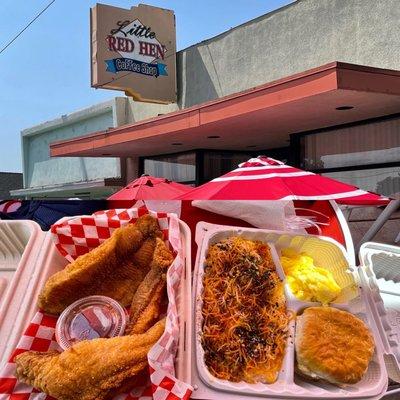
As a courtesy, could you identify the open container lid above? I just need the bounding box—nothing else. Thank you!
[359,242,400,384]
[0,220,48,367]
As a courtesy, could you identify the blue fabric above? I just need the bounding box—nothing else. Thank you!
[0,200,107,231]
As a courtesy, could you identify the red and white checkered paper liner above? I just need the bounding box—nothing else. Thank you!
[0,207,193,400]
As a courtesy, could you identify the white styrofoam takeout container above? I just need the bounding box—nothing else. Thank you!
[190,222,400,400]
[0,220,44,302]
[0,217,192,386]
[0,220,49,367]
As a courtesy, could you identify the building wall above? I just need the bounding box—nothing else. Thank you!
[20,99,127,197]
[0,173,23,198]
[125,100,178,123]
[176,0,400,108]
[120,0,400,121]
[24,113,114,187]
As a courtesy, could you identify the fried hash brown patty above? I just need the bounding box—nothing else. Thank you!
[295,307,375,385]
[38,215,162,314]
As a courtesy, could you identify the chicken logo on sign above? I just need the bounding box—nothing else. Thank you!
[105,19,168,77]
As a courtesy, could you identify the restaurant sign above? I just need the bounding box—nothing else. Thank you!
[91,3,176,104]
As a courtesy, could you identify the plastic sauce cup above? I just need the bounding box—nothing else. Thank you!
[55,295,127,350]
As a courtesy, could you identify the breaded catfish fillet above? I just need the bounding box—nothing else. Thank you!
[127,237,174,334]
[38,215,162,314]
[15,319,165,400]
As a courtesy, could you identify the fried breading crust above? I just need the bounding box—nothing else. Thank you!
[38,215,162,314]
[15,319,166,400]
[126,238,174,334]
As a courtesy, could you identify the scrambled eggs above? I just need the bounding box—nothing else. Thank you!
[280,249,341,304]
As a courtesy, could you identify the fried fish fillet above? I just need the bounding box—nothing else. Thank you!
[295,307,375,385]
[127,237,174,334]
[38,215,162,314]
[15,319,166,400]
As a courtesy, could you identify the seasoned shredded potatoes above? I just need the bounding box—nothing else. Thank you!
[201,237,290,383]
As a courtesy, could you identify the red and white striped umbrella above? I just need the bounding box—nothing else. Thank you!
[177,156,390,205]
[108,175,191,200]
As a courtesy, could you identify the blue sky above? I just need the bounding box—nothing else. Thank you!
[0,0,290,172]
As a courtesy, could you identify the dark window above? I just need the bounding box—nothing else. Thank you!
[300,117,400,170]
[202,151,253,183]
[322,167,400,197]
[259,147,291,165]
[297,115,400,196]
[143,152,196,184]
[140,148,292,187]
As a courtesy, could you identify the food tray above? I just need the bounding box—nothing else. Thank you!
[0,220,47,367]
[0,220,43,301]
[191,222,391,400]
[358,242,400,390]
[0,217,192,385]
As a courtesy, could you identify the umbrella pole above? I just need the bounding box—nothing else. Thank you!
[357,199,400,251]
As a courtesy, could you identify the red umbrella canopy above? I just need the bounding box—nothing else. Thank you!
[108,175,191,200]
[177,156,390,205]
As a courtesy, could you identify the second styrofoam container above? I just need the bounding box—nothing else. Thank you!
[192,222,389,400]
[358,242,400,389]
[0,220,48,367]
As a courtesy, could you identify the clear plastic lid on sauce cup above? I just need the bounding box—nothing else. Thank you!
[55,295,127,350]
